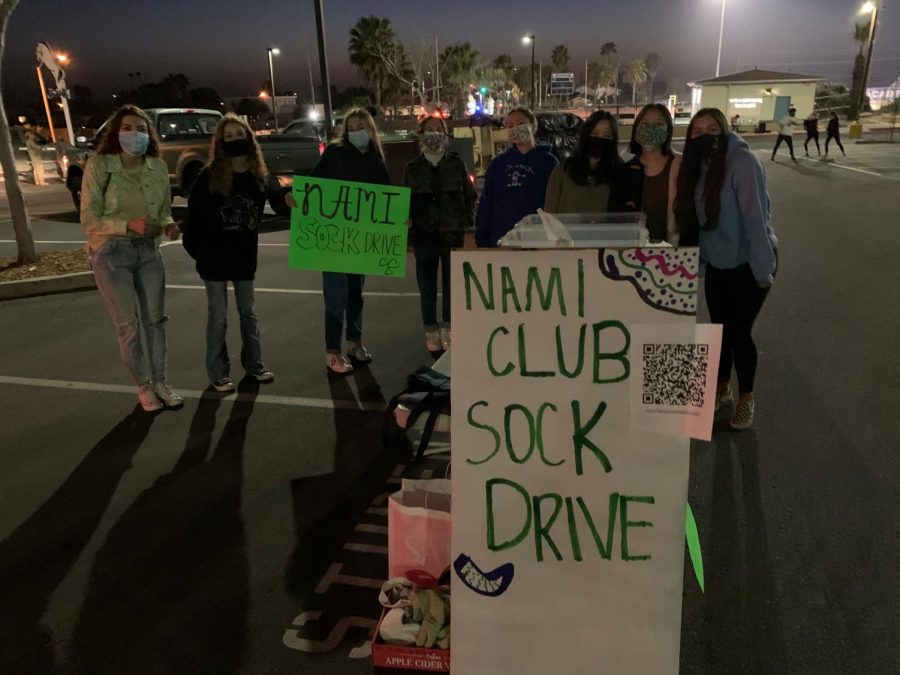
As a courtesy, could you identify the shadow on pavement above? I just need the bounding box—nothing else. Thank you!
[286,364,400,598]
[68,382,259,675]
[697,429,788,674]
[0,406,156,675]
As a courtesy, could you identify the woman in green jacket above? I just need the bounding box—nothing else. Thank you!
[402,114,477,352]
[81,105,182,412]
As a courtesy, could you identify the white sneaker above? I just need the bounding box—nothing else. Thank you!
[153,381,184,408]
[440,326,451,351]
[425,330,442,353]
[346,341,373,363]
[715,386,734,411]
[138,384,163,412]
[326,352,354,373]
[212,377,236,393]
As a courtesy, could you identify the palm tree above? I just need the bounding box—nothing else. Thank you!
[645,53,661,102]
[440,42,480,117]
[849,21,871,119]
[349,16,396,110]
[600,42,617,66]
[623,60,648,106]
[551,45,570,73]
[598,63,617,104]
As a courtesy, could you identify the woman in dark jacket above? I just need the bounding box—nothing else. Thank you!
[183,114,273,392]
[403,114,477,353]
[825,112,845,158]
[288,107,391,374]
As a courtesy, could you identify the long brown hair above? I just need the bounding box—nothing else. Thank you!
[96,105,161,157]
[674,107,730,234]
[207,114,268,195]
[336,107,384,160]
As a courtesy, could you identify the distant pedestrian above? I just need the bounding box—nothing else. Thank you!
[25,125,47,186]
[182,114,275,393]
[772,104,800,161]
[730,113,741,131]
[803,114,821,157]
[286,107,391,374]
[544,109,621,216]
[825,112,846,157]
[403,114,477,353]
[612,104,682,243]
[80,104,183,412]
[475,106,558,247]
[675,108,777,430]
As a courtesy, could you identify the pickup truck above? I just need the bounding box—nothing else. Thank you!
[64,108,322,216]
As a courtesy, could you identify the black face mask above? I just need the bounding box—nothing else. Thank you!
[223,137,252,158]
[692,133,723,159]
[586,137,616,158]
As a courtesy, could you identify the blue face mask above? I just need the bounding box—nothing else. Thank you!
[119,130,150,156]
[347,129,370,150]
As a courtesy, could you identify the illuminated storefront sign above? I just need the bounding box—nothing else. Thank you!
[729,97,764,109]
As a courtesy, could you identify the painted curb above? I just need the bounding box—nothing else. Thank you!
[0,271,96,301]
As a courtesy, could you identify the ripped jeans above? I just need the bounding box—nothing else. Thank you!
[91,237,168,385]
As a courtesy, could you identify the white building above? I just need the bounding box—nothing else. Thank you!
[691,69,823,131]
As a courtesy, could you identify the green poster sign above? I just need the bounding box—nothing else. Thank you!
[289,176,410,277]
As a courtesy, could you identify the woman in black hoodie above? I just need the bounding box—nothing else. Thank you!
[183,114,274,392]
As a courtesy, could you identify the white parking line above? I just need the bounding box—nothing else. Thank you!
[797,156,886,178]
[166,283,422,297]
[0,240,84,244]
[0,375,386,411]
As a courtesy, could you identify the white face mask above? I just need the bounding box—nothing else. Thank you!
[348,129,370,150]
[508,123,534,146]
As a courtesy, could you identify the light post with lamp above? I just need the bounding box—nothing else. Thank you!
[522,34,535,109]
[267,47,280,130]
[715,0,727,77]
[857,1,880,120]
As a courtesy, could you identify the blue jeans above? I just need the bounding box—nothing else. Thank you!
[204,280,264,381]
[322,272,364,352]
[91,237,167,385]
[414,239,452,330]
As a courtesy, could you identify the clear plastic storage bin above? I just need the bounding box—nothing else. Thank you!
[498,211,652,248]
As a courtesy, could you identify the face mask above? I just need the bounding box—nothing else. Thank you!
[508,123,534,146]
[692,133,723,159]
[635,125,668,150]
[586,137,616,158]
[222,137,252,158]
[422,131,446,153]
[119,130,150,156]
[348,129,370,150]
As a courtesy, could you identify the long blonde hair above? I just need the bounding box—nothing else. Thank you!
[208,114,268,195]
[336,107,384,160]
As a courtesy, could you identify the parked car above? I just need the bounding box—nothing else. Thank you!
[64,108,322,216]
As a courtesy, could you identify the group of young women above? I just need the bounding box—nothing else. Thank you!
[81,102,776,430]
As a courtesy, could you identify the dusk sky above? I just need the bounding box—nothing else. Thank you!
[4,0,899,105]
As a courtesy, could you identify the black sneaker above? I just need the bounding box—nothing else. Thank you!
[213,377,235,393]
[249,368,275,382]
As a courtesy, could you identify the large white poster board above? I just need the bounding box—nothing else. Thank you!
[450,248,704,675]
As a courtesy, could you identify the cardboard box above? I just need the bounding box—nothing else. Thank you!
[371,609,450,673]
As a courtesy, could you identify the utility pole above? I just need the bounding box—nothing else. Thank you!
[313,0,334,137]
[435,36,441,111]
[307,46,316,107]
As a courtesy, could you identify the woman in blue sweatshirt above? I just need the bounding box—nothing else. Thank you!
[675,108,778,430]
[475,106,558,247]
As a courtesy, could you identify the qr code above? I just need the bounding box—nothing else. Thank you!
[642,344,708,407]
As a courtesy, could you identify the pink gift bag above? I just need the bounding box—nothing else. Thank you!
[388,479,452,579]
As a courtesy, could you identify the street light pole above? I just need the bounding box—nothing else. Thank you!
[715,0,726,77]
[857,2,880,120]
[522,34,535,109]
[267,47,280,130]
[313,0,334,138]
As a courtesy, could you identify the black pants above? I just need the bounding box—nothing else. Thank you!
[414,237,452,329]
[804,132,820,155]
[772,134,794,159]
[826,132,845,155]
[705,263,770,394]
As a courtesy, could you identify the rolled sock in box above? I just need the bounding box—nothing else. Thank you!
[380,607,420,645]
